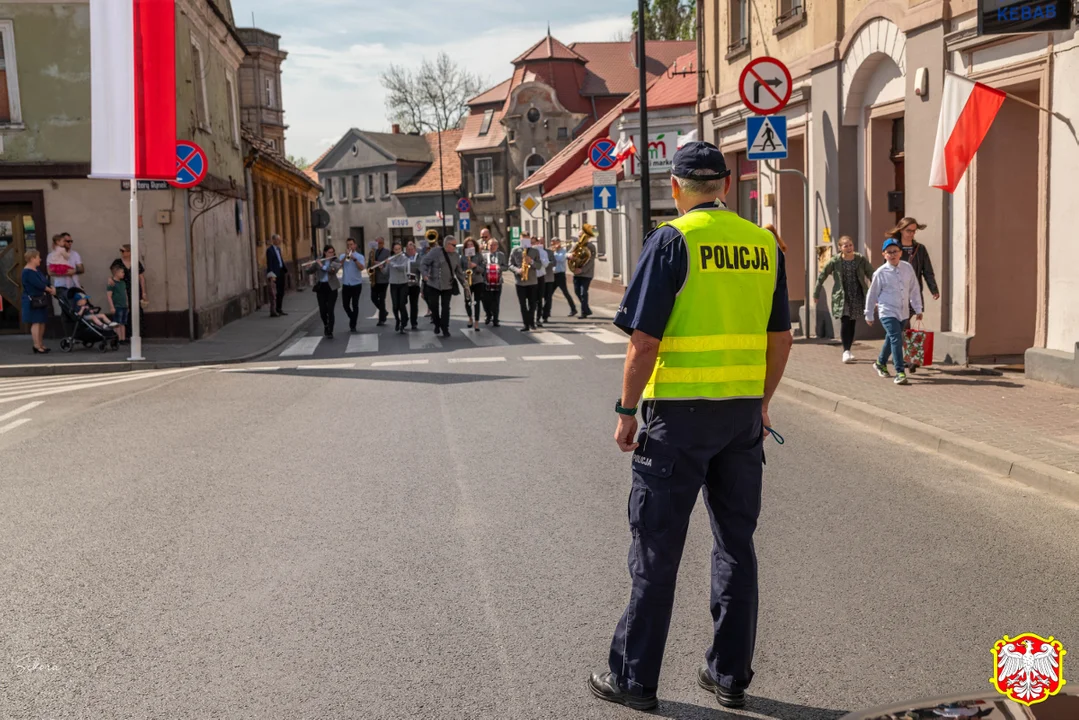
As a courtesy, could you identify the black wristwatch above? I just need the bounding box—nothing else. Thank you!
[615,400,638,417]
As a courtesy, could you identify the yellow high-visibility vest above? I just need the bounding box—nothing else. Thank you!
[642,208,777,401]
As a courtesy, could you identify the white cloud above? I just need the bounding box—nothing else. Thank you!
[231,0,633,161]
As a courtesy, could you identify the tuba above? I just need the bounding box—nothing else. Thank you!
[567,223,597,273]
[425,229,440,246]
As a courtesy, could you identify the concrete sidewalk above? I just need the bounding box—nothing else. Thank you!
[0,290,319,377]
[779,340,1079,502]
[587,283,1079,501]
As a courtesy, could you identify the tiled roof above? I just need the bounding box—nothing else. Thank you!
[242,127,321,189]
[517,90,641,193]
[304,146,332,184]
[544,160,622,202]
[570,40,695,96]
[512,35,587,64]
[629,51,698,110]
[364,131,433,164]
[468,78,512,107]
[456,109,506,152]
[394,129,464,195]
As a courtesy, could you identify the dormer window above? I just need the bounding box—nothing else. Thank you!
[479,109,494,136]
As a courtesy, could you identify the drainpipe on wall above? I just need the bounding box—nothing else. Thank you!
[183,189,196,340]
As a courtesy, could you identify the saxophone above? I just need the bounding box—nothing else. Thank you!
[567,223,597,273]
[520,248,531,281]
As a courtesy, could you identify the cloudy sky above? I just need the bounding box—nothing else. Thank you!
[230,0,636,164]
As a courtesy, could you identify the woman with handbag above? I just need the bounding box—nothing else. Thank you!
[420,236,467,339]
[21,250,57,354]
[483,239,507,327]
[814,235,874,364]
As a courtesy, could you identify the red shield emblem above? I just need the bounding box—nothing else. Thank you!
[991,633,1066,706]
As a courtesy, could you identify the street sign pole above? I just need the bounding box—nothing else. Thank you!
[765,159,811,339]
[128,182,144,360]
[637,0,651,243]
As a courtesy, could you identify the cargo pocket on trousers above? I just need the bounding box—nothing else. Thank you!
[628,453,674,534]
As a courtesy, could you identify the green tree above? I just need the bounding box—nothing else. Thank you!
[632,0,696,41]
[287,155,310,169]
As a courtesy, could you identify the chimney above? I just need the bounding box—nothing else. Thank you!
[392,123,401,134]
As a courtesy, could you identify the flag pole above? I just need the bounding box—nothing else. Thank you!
[128,182,144,361]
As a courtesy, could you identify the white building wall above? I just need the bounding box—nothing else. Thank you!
[1046,32,1079,353]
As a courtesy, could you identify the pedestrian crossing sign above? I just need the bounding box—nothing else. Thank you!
[746,115,788,161]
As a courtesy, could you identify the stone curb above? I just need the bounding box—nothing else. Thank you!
[0,307,319,379]
[778,378,1079,504]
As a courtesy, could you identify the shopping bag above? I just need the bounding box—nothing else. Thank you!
[903,325,934,367]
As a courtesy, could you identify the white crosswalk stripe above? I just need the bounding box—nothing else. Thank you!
[528,331,574,346]
[409,332,443,351]
[0,368,199,405]
[460,329,508,347]
[346,334,379,354]
[581,328,627,345]
[280,336,323,357]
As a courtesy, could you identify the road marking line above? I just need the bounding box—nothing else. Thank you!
[596,354,625,359]
[460,328,508,347]
[523,355,582,361]
[583,328,627,345]
[372,359,429,367]
[279,336,322,357]
[0,401,44,424]
[448,357,506,364]
[297,363,355,370]
[0,367,200,405]
[220,366,282,373]
[529,331,574,346]
[0,372,161,394]
[409,331,443,351]
[0,418,31,435]
[346,334,379,354]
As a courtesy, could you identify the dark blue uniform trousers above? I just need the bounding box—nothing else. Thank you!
[608,399,764,696]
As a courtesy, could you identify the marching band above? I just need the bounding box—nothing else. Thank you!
[324,229,596,336]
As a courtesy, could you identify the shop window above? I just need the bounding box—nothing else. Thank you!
[737,153,758,225]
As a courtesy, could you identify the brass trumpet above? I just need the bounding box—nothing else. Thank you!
[520,248,532,281]
[567,223,597,273]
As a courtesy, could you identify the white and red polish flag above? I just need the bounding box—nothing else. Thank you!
[90,0,176,180]
[929,72,1006,194]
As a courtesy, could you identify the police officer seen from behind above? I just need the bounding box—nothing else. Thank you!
[588,141,793,712]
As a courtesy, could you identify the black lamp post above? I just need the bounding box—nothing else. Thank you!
[638,0,651,243]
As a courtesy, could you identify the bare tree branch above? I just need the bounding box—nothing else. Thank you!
[383,52,483,133]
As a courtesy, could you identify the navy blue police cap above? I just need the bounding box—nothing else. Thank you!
[672,141,731,181]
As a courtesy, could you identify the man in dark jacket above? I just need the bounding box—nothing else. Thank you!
[266,234,288,316]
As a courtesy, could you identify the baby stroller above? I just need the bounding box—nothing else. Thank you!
[55,288,120,353]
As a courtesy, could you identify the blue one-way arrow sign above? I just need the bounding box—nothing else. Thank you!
[593,185,617,210]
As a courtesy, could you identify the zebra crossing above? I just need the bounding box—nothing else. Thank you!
[0,367,200,406]
[272,321,628,363]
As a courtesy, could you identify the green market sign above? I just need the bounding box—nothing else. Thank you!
[979,0,1072,35]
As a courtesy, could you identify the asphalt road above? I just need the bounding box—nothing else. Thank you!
[2,306,1077,720]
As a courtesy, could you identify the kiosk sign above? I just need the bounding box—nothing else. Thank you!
[978,0,1071,34]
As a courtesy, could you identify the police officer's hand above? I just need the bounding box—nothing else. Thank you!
[762,405,772,440]
[615,415,639,452]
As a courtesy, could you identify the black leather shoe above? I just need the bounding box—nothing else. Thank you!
[587,672,658,711]
[697,664,745,709]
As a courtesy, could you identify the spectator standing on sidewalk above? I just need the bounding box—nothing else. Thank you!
[21,250,56,354]
[814,235,873,363]
[113,244,146,341]
[865,237,923,385]
[340,237,366,332]
[47,235,77,294]
[106,264,129,343]
[887,217,939,373]
[266,234,288,317]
